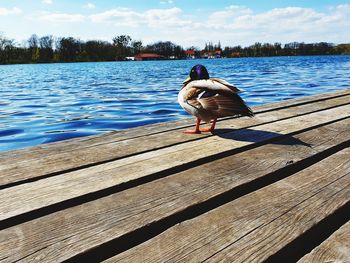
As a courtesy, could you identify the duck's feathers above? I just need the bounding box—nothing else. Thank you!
[180,77,253,122]
[188,93,254,120]
[183,78,240,97]
[210,78,241,92]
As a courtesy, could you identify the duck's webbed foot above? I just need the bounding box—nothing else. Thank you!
[183,117,201,134]
[183,129,201,134]
[199,118,217,132]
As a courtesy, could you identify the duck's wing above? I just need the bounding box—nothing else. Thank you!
[181,85,203,101]
[183,79,253,117]
[210,78,242,92]
[185,79,240,96]
[195,94,254,118]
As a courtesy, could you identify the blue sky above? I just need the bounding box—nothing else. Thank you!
[1,0,349,48]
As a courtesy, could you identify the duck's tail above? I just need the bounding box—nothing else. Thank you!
[229,93,254,117]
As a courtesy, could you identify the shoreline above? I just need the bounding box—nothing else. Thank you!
[1,53,349,66]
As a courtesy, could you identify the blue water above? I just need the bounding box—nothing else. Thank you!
[0,55,349,152]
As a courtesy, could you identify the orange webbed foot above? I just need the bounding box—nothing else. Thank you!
[199,127,213,132]
[183,117,201,134]
[199,118,217,133]
[183,129,201,134]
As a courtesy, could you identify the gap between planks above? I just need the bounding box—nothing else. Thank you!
[1,114,349,262]
[101,149,350,263]
[297,220,350,263]
[1,104,350,222]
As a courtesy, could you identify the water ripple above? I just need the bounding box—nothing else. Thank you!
[0,55,349,152]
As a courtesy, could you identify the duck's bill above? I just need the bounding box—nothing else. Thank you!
[183,76,191,83]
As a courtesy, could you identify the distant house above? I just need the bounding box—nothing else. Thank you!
[201,50,222,59]
[134,53,164,61]
[215,50,222,58]
[201,51,215,59]
[185,49,196,59]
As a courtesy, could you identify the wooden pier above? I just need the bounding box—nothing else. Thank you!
[0,89,349,262]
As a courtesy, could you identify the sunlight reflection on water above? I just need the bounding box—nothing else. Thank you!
[0,55,349,152]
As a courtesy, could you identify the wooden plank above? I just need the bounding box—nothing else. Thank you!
[0,90,349,187]
[298,221,350,263]
[0,117,349,262]
[104,149,350,263]
[1,105,349,221]
[248,88,350,113]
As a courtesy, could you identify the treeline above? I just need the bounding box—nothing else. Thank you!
[221,42,350,57]
[0,34,185,64]
[1,33,350,64]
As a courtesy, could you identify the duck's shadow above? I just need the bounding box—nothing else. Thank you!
[212,128,312,147]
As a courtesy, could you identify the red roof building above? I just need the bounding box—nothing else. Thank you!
[185,50,196,56]
[134,53,164,61]
[201,50,222,58]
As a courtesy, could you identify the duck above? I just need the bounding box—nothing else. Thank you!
[178,64,254,134]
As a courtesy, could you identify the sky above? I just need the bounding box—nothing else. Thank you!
[0,0,349,48]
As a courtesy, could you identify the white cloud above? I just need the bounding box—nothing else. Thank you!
[83,3,95,9]
[145,7,191,27]
[85,4,350,46]
[39,12,85,23]
[90,7,191,28]
[208,5,252,27]
[160,0,174,4]
[335,3,350,13]
[0,7,22,16]
[200,5,350,45]
[90,8,142,27]
[4,4,349,48]
[42,0,53,4]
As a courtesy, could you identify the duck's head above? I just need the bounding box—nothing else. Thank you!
[184,64,209,84]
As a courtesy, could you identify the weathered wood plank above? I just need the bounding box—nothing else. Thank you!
[1,104,349,221]
[104,149,350,263]
[249,88,350,113]
[298,221,350,263]
[1,117,349,262]
[0,90,349,187]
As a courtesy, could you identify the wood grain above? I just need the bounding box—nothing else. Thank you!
[0,90,349,187]
[105,149,350,263]
[0,117,349,262]
[1,104,349,221]
[298,221,350,263]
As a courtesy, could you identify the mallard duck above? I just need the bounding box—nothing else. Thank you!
[178,64,254,133]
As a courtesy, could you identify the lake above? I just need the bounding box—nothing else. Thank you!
[0,55,349,152]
